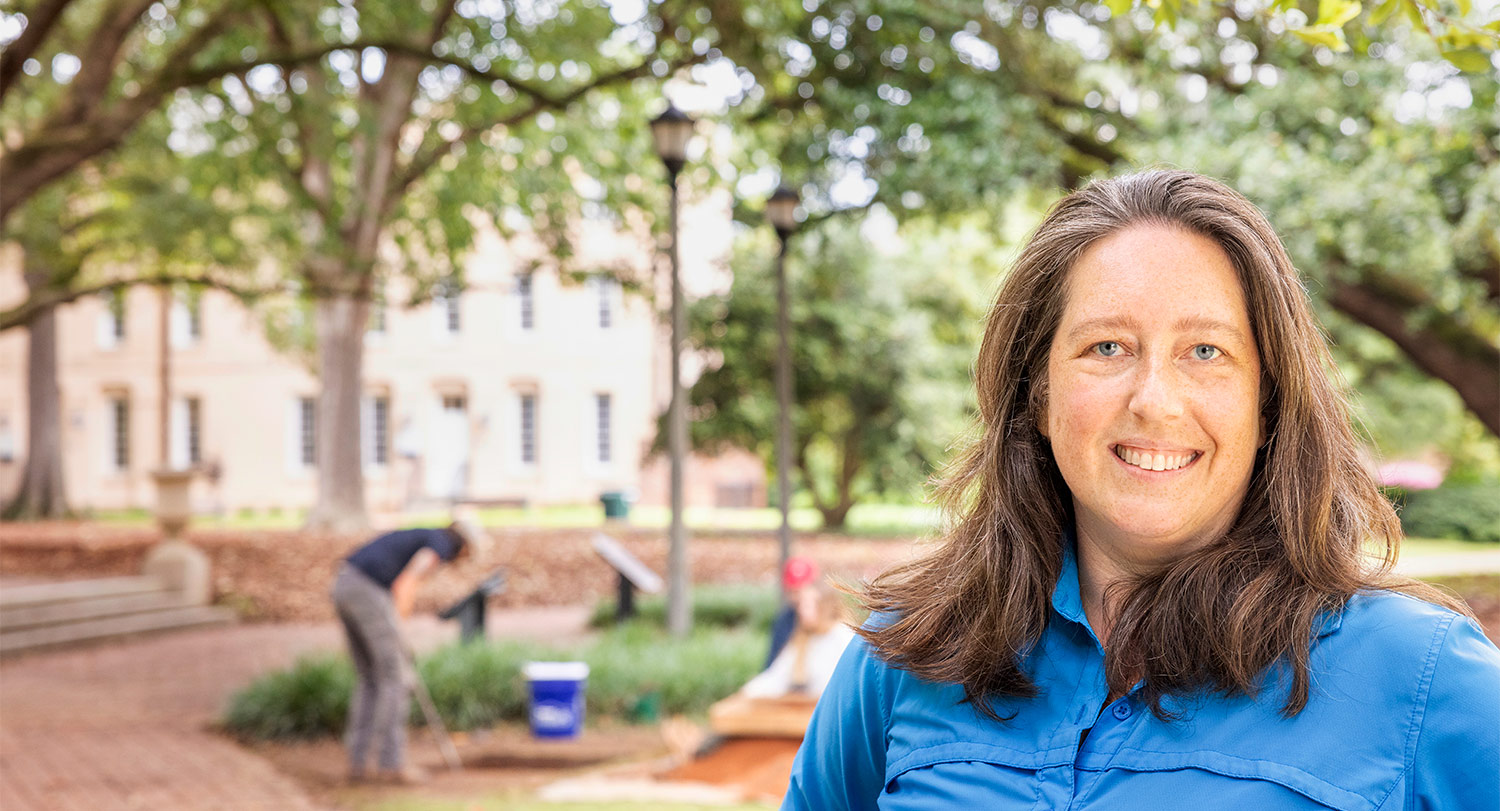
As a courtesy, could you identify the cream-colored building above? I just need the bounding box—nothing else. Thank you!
[0,205,766,516]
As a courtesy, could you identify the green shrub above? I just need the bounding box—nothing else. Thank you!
[588,583,782,631]
[1400,482,1500,544]
[583,623,765,719]
[222,624,769,741]
[222,653,352,741]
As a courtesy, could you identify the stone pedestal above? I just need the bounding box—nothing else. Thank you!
[144,470,211,605]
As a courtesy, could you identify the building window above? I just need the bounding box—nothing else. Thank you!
[99,289,127,347]
[520,393,537,465]
[299,397,316,467]
[182,289,202,342]
[364,395,390,467]
[593,277,614,329]
[368,299,387,336]
[517,274,534,331]
[110,396,130,471]
[434,282,461,335]
[186,397,202,465]
[594,393,611,464]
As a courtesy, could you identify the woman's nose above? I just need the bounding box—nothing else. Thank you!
[1128,358,1186,421]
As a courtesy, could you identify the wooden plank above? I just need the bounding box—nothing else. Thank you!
[707,694,817,739]
[591,533,663,593]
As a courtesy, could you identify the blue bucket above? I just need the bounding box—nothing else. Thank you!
[523,661,589,739]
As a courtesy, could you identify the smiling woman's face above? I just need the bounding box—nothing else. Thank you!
[1043,224,1263,569]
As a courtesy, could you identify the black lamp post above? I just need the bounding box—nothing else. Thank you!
[650,102,696,636]
[766,185,800,595]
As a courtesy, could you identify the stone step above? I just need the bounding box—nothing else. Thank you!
[0,576,165,608]
[1,588,196,631]
[0,604,237,657]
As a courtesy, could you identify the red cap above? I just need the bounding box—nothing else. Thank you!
[782,556,819,590]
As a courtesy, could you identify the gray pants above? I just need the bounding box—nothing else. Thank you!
[331,563,412,773]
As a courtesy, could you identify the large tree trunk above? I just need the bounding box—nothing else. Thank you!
[304,293,371,531]
[3,265,70,519]
[1328,279,1500,437]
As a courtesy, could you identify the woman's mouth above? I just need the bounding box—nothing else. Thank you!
[1112,445,1200,472]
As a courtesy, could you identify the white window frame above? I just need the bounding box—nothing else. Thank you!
[97,290,126,349]
[362,394,390,470]
[168,396,201,468]
[170,289,201,348]
[366,298,388,342]
[432,283,461,339]
[590,276,618,331]
[287,397,316,473]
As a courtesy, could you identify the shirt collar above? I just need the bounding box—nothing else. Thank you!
[1050,527,1345,641]
[1050,529,1094,631]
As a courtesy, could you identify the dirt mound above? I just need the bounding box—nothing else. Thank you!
[662,737,802,803]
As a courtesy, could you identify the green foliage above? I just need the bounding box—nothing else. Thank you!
[671,213,999,526]
[583,623,766,719]
[588,583,783,631]
[1400,482,1500,543]
[222,654,354,741]
[222,625,766,740]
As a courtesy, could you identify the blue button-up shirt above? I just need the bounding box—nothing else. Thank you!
[785,542,1500,810]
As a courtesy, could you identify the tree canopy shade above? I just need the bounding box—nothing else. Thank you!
[673,214,1002,528]
[709,1,1497,436]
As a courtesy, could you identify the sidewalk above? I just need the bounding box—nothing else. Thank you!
[0,606,591,811]
[1393,547,1500,578]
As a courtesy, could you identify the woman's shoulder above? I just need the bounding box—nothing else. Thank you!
[1320,588,1500,691]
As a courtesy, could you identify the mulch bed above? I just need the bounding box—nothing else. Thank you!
[0,522,920,622]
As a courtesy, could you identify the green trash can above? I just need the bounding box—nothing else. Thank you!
[600,491,629,520]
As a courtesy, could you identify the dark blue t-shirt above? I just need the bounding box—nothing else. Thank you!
[346,528,460,589]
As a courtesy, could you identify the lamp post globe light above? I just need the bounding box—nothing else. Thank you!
[767,185,800,596]
[651,102,696,636]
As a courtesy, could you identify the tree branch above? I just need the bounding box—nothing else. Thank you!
[0,0,77,100]
[0,272,283,332]
[1326,276,1500,436]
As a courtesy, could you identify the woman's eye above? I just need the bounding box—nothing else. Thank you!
[1093,341,1122,357]
[1193,344,1221,360]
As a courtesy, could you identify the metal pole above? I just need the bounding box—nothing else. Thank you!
[158,286,171,468]
[774,234,793,600]
[666,168,691,637]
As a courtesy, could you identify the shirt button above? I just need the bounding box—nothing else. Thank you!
[1111,702,1132,721]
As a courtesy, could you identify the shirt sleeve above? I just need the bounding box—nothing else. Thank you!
[783,632,891,811]
[1409,614,1500,811]
[427,528,460,562]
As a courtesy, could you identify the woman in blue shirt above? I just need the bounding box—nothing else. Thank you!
[786,170,1500,810]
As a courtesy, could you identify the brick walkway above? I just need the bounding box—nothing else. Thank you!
[0,607,591,810]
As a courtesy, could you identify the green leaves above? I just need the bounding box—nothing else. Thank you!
[1290,0,1362,51]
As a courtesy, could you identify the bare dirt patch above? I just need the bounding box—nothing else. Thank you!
[248,721,675,807]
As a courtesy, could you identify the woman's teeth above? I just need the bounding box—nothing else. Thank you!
[1114,446,1197,471]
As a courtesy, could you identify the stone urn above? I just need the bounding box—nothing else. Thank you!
[143,469,211,605]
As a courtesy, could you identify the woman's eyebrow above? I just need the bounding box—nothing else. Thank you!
[1174,315,1249,340]
[1064,315,1137,342]
[1064,315,1249,343]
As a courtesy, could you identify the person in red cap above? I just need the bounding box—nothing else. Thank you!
[740,559,853,699]
[766,556,820,667]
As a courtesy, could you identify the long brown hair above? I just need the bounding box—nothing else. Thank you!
[858,169,1466,719]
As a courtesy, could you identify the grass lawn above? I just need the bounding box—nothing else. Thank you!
[1396,536,1498,557]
